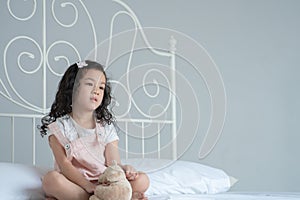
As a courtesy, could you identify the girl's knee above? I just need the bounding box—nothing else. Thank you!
[140,172,150,191]
[130,172,150,193]
[42,171,62,193]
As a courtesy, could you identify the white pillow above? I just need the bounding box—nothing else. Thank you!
[0,162,46,200]
[122,158,232,195]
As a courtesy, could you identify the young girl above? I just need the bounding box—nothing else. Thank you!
[39,60,149,200]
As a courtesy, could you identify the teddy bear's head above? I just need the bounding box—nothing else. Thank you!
[99,161,126,184]
[90,161,132,200]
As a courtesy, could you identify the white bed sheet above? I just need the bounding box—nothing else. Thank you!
[1,161,300,200]
[147,193,300,200]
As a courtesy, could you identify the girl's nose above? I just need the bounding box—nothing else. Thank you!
[93,89,99,95]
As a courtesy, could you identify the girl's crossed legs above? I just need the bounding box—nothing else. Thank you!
[42,171,149,200]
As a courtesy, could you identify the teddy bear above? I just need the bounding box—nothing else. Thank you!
[89,161,132,200]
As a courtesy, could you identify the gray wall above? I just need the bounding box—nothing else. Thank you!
[1,0,300,193]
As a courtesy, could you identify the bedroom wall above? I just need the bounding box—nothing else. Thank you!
[1,0,299,193]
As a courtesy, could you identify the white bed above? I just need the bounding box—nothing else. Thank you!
[1,0,300,199]
[1,160,300,200]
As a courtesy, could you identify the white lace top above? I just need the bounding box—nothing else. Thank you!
[50,115,119,144]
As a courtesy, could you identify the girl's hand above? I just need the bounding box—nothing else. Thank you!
[122,164,138,181]
[84,181,96,194]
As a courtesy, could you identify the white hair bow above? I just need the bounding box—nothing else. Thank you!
[76,61,88,68]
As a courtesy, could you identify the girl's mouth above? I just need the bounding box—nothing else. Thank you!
[91,97,98,102]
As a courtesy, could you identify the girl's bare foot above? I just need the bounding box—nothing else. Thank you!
[131,191,148,200]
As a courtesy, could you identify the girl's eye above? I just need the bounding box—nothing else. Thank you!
[99,86,105,90]
[86,82,93,86]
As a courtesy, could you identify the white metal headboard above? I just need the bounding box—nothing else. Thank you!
[0,0,177,166]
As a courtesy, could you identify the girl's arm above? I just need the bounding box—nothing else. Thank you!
[104,140,138,180]
[104,140,121,166]
[49,135,95,193]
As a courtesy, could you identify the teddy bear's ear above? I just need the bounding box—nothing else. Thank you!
[111,160,118,166]
[107,169,125,182]
[108,160,123,171]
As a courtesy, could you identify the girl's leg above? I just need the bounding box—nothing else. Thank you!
[129,172,150,200]
[42,171,91,200]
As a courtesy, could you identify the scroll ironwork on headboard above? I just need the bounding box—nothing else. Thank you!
[0,0,178,165]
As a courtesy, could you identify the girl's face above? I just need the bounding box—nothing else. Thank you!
[72,69,106,112]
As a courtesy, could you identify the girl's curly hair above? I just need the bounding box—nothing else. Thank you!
[39,60,114,137]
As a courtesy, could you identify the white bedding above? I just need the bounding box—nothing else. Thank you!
[147,193,300,200]
[1,160,300,200]
[0,162,46,200]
